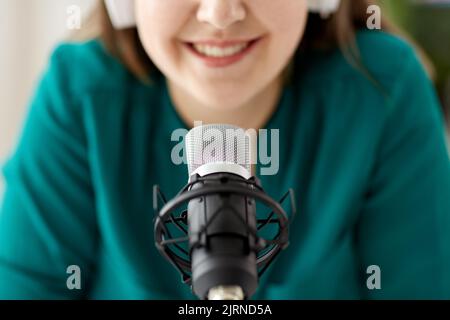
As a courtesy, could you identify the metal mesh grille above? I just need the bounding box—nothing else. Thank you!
[185,124,253,176]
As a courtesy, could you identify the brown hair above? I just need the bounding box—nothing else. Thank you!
[77,0,431,83]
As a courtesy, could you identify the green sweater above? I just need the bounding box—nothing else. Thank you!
[1,31,450,299]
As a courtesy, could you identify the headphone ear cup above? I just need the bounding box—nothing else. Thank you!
[105,0,136,29]
[307,0,341,18]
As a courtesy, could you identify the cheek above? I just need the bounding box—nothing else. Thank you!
[135,0,189,64]
[255,2,308,57]
[257,0,308,33]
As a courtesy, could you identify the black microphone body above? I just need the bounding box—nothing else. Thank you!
[188,172,258,300]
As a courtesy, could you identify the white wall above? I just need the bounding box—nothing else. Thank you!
[0,0,96,196]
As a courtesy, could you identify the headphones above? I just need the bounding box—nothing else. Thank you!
[105,0,341,30]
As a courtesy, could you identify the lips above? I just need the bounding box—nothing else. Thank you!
[193,42,249,58]
[183,37,263,68]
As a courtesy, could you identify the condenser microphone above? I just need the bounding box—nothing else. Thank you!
[153,124,296,300]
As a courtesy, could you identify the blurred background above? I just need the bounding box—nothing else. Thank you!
[378,0,450,123]
[0,0,95,196]
[0,0,449,195]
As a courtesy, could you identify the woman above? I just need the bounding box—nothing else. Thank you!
[0,0,449,299]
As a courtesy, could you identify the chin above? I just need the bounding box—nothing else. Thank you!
[195,88,254,111]
[198,95,250,111]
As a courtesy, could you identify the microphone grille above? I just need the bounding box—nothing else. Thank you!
[185,124,254,178]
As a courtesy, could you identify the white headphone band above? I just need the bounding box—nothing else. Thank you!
[105,0,342,30]
[104,0,136,29]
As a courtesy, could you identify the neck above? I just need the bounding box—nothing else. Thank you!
[166,76,283,131]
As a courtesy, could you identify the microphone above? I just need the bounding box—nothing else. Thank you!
[153,124,296,300]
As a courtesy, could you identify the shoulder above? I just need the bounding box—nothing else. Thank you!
[355,30,426,84]
[355,30,417,66]
[353,31,440,123]
[297,30,437,120]
[37,38,167,126]
[45,39,134,95]
[22,39,163,149]
[290,30,443,147]
[303,30,425,87]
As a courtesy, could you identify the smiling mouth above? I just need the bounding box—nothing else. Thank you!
[190,39,255,57]
[183,37,263,68]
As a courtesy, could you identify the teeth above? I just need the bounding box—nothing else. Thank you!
[193,43,249,58]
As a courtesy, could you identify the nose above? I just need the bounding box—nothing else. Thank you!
[197,0,246,30]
